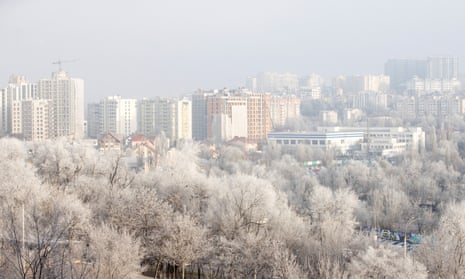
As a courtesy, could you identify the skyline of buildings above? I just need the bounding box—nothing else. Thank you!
[1,71,84,141]
[0,55,463,145]
[384,56,460,93]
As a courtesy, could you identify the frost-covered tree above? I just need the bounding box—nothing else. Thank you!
[159,213,208,279]
[347,246,427,279]
[416,201,465,278]
[85,225,140,279]
[207,174,279,239]
[305,184,360,278]
[0,188,89,279]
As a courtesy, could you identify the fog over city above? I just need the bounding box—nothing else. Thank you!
[3,1,465,278]
[1,0,465,102]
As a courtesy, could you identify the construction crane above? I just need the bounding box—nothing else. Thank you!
[52,59,78,71]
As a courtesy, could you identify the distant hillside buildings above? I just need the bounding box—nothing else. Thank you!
[384,56,459,94]
[1,56,463,148]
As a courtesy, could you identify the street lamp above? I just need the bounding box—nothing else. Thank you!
[404,217,416,259]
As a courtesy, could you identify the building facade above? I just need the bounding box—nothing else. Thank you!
[95,95,137,138]
[270,95,301,127]
[38,70,84,139]
[176,98,192,141]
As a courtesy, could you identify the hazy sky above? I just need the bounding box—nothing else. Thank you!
[1,0,464,102]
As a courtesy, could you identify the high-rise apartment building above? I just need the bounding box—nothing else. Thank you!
[137,98,159,137]
[247,92,272,142]
[270,95,301,127]
[97,95,137,138]
[21,99,51,141]
[207,92,248,143]
[385,57,460,93]
[245,77,257,92]
[384,59,427,92]
[154,98,175,141]
[203,89,273,143]
[0,75,38,135]
[38,70,84,139]
[137,97,192,143]
[426,56,459,80]
[86,103,100,139]
[176,98,192,141]
[11,100,23,136]
[192,90,215,141]
[119,98,138,137]
[11,98,51,141]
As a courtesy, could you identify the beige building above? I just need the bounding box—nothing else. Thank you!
[21,99,51,141]
[206,90,273,143]
[247,92,272,142]
[176,98,192,141]
[207,93,248,143]
[270,95,301,127]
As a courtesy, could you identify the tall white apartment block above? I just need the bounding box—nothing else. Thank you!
[38,70,84,139]
[176,98,192,141]
[98,95,137,138]
[137,97,192,143]
[99,96,119,136]
[1,75,38,135]
[119,98,138,137]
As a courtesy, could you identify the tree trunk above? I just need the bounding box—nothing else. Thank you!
[181,262,185,279]
[153,261,160,279]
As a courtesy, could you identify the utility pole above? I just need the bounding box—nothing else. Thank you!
[404,217,416,259]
